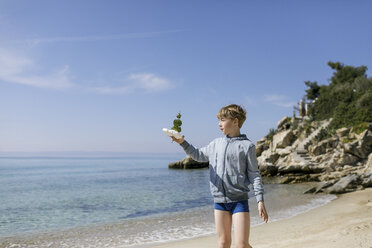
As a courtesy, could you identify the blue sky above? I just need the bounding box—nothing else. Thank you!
[0,1,371,154]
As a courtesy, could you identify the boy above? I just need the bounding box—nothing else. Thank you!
[171,104,268,248]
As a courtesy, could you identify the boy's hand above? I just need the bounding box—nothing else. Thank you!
[258,201,268,223]
[171,135,184,144]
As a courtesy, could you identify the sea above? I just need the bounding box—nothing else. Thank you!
[0,154,337,248]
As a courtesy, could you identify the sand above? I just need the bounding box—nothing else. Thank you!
[152,188,372,248]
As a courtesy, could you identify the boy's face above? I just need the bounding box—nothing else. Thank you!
[218,117,239,135]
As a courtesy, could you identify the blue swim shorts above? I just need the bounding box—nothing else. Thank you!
[214,200,250,214]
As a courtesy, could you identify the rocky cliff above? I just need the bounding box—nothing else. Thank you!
[257,116,372,194]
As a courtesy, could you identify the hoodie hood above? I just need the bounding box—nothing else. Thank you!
[224,134,249,141]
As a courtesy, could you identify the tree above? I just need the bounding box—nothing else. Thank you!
[327,61,367,86]
[304,81,320,100]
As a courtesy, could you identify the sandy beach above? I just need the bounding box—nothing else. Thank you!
[153,188,372,248]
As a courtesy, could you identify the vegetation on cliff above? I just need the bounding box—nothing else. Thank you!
[305,61,372,130]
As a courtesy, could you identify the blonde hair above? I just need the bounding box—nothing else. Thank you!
[216,104,247,128]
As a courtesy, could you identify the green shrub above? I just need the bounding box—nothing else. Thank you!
[314,127,333,142]
[341,137,356,144]
[304,124,313,137]
[352,122,369,134]
[265,128,276,141]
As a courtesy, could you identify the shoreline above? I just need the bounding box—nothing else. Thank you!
[151,188,372,248]
[1,187,370,248]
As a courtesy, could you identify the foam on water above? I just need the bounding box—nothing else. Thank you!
[0,206,217,248]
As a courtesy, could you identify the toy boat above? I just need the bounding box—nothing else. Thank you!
[162,128,182,139]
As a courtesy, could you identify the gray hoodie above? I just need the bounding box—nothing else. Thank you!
[180,134,264,203]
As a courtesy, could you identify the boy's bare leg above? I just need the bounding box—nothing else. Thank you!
[214,210,232,248]
[232,212,252,248]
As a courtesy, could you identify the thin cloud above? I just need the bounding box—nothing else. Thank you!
[88,85,134,95]
[128,73,173,92]
[89,73,174,95]
[14,29,183,45]
[244,95,257,106]
[264,94,296,108]
[0,48,74,90]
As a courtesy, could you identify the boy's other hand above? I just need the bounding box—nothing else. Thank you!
[171,135,184,144]
[258,201,268,223]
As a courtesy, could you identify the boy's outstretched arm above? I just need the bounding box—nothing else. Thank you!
[171,135,184,144]
[171,135,212,163]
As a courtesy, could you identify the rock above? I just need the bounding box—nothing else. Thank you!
[343,165,353,170]
[168,160,183,169]
[344,140,361,157]
[308,173,322,181]
[318,171,343,182]
[309,137,338,156]
[256,140,269,157]
[362,175,372,187]
[259,163,278,176]
[344,130,372,159]
[305,180,337,194]
[309,143,327,156]
[359,130,372,158]
[361,168,372,187]
[277,116,289,129]
[277,147,292,157]
[308,165,325,173]
[256,137,266,145]
[257,149,280,164]
[168,156,209,169]
[279,176,293,184]
[304,186,316,194]
[324,174,361,194]
[336,127,350,138]
[336,151,360,166]
[278,164,310,174]
[366,153,372,168]
[275,155,292,167]
[272,130,296,150]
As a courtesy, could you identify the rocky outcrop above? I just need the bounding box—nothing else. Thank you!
[169,156,209,169]
[257,116,372,194]
[272,129,296,150]
[309,137,338,156]
[344,129,372,159]
[256,138,269,157]
[276,116,291,131]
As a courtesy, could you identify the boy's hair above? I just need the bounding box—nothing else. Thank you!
[216,104,247,128]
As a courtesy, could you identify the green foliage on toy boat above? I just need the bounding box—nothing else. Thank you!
[173,119,182,126]
[171,111,182,133]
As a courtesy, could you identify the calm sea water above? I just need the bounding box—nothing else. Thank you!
[0,155,337,247]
